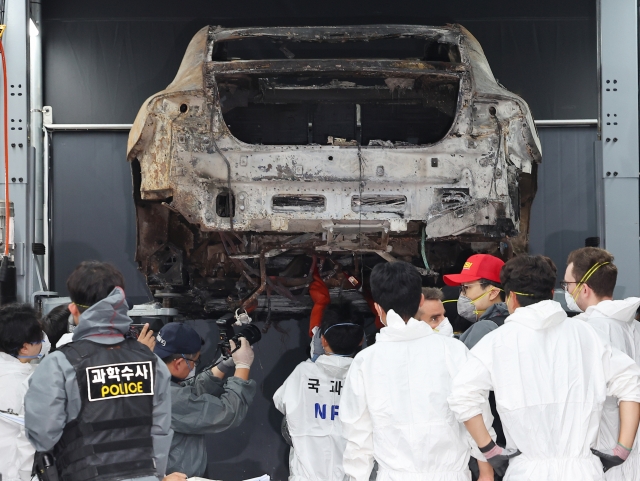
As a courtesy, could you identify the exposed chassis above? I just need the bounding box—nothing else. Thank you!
[127,25,541,319]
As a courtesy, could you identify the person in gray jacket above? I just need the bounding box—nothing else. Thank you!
[24,261,173,481]
[154,322,257,478]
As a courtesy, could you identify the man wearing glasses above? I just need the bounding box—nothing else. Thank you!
[443,254,508,349]
[154,322,256,478]
[563,247,640,479]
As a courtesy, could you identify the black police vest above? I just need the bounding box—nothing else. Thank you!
[54,338,158,481]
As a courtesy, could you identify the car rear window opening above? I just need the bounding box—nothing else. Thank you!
[218,74,460,146]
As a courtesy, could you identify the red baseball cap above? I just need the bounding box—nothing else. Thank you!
[443,254,505,286]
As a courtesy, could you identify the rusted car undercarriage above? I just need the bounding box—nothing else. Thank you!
[127,25,542,319]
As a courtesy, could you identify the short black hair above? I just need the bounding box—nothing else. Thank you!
[501,255,557,307]
[0,304,42,356]
[67,261,125,311]
[321,302,364,356]
[370,261,422,321]
[41,304,70,352]
[479,279,506,302]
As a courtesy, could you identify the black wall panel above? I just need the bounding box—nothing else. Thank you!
[43,0,596,123]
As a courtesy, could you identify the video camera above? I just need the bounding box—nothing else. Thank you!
[216,315,262,359]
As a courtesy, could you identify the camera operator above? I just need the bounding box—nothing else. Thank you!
[154,322,257,477]
[24,261,173,481]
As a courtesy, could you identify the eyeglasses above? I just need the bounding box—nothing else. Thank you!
[460,282,484,295]
[181,354,201,368]
[560,280,578,291]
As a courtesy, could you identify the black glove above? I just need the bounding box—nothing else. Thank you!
[479,440,521,477]
[591,447,630,472]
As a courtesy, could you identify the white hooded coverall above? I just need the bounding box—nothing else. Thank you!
[0,351,36,481]
[340,310,493,481]
[274,354,353,481]
[578,297,640,481]
[448,300,640,481]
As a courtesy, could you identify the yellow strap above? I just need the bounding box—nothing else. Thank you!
[511,291,534,297]
[572,261,610,300]
[74,302,90,309]
[442,299,458,304]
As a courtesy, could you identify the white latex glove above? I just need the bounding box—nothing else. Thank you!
[310,326,325,360]
[215,354,236,376]
[230,337,254,370]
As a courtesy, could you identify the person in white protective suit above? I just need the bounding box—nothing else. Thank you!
[417,287,454,337]
[563,247,640,480]
[274,302,365,481]
[341,261,495,481]
[0,304,49,481]
[449,255,640,481]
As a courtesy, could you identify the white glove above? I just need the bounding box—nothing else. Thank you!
[230,337,254,370]
[215,354,236,376]
[310,326,325,360]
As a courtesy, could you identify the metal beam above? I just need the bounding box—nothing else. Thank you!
[42,119,599,132]
[0,0,34,303]
[598,0,640,297]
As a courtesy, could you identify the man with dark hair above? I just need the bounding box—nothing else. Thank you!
[25,261,173,481]
[449,255,640,481]
[273,303,364,480]
[444,254,508,349]
[0,304,46,481]
[341,261,495,481]
[564,247,640,480]
[417,287,453,336]
[41,304,71,352]
[155,322,256,478]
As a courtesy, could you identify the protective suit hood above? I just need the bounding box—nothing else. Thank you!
[504,299,567,331]
[72,287,131,344]
[314,353,353,378]
[377,309,434,342]
[583,297,640,324]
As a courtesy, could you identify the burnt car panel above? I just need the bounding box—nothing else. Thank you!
[127,25,541,318]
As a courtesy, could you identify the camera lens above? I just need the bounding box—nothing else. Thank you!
[235,324,262,346]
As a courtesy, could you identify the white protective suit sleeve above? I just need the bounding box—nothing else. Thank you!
[603,344,640,402]
[448,353,494,425]
[341,359,375,481]
[273,382,287,414]
[0,369,34,481]
[444,346,494,461]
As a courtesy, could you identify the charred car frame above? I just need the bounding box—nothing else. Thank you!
[127,25,542,319]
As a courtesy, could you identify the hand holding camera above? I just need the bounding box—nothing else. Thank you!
[230,337,254,370]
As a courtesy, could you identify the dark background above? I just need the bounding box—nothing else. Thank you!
[43,0,597,124]
[43,1,598,479]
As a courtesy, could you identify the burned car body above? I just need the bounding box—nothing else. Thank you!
[127,25,541,318]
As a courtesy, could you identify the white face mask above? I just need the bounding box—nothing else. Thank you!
[68,314,76,333]
[433,317,454,337]
[564,290,583,313]
[40,333,51,357]
[187,366,196,380]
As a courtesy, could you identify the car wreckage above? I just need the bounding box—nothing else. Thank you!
[127,24,542,320]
